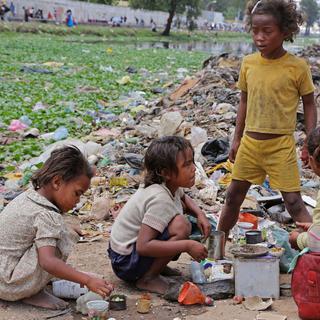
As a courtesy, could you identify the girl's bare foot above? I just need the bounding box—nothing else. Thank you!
[22,290,69,310]
[136,275,169,294]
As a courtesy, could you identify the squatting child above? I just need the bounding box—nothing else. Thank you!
[290,127,320,250]
[108,136,211,294]
[218,0,317,237]
[0,146,113,309]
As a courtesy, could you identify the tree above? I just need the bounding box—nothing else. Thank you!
[300,0,319,36]
[129,0,202,36]
[202,0,247,20]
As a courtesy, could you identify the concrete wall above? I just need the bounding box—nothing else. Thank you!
[11,0,224,26]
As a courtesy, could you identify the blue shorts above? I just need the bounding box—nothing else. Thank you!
[108,228,170,283]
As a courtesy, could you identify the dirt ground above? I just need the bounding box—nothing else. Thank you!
[0,217,300,320]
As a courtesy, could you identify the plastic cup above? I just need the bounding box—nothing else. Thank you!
[86,300,109,320]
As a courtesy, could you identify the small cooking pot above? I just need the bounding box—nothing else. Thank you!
[245,230,262,244]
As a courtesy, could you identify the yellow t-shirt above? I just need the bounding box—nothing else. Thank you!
[237,52,314,134]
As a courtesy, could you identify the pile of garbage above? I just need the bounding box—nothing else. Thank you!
[1,45,320,260]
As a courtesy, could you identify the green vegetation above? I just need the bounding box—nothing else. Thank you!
[0,22,251,41]
[0,31,208,169]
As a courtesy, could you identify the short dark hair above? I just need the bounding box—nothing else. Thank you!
[144,136,194,187]
[307,127,320,163]
[245,0,304,42]
[31,145,93,189]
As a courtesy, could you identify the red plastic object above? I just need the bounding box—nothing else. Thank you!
[238,212,258,230]
[292,252,320,319]
[178,282,206,305]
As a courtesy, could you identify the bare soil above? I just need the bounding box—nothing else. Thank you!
[0,217,300,320]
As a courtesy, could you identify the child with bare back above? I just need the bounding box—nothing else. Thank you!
[108,136,211,294]
[0,146,113,309]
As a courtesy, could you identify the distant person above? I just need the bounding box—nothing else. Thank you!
[35,9,43,20]
[218,0,316,238]
[151,20,157,32]
[22,6,29,22]
[0,1,10,20]
[29,7,34,18]
[135,16,138,25]
[123,16,127,23]
[9,1,14,16]
[0,146,113,309]
[140,18,144,27]
[66,9,75,27]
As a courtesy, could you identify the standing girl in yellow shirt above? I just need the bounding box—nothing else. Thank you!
[218,0,316,237]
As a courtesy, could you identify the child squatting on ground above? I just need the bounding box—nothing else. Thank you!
[217,0,317,238]
[290,127,320,250]
[108,136,212,294]
[0,146,113,310]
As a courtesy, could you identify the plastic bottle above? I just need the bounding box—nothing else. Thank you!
[52,280,88,299]
[190,261,206,284]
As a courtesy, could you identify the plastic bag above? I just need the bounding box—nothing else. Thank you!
[270,225,299,272]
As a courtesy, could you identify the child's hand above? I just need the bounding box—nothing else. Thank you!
[229,139,241,163]
[187,241,208,262]
[197,214,212,240]
[296,221,312,232]
[86,277,114,298]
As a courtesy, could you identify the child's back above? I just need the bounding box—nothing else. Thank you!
[0,189,71,301]
[110,183,184,255]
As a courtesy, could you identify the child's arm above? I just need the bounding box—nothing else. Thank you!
[229,91,247,162]
[136,224,208,262]
[38,246,113,297]
[181,194,211,239]
[301,92,317,164]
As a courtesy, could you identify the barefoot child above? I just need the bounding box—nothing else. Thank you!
[218,0,317,237]
[290,127,320,250]
[108,136,211,294]
[0,146,113,309]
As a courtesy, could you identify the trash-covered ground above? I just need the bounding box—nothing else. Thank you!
[1,29,320,319]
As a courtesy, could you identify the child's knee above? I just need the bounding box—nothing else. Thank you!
[168,215,191,239]
[284,194,304,215]
[225,187,243,207]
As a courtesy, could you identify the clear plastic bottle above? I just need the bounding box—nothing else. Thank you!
[190,261,206,284]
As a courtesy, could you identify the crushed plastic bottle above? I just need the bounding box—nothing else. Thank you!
[53,127,69,141]
[190,261,206,284]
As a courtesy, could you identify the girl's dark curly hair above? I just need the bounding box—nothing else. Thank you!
[307,127,320,163]
[245,0,304,42]
[144,136,194,187]
[31,145,93,189]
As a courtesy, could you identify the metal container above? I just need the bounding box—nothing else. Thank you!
[206,230,225,260]
[234,256,280,299]
[109,294,127,310]
[245,230,262,244]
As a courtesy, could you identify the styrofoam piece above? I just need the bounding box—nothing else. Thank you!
[302,195,317,208]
